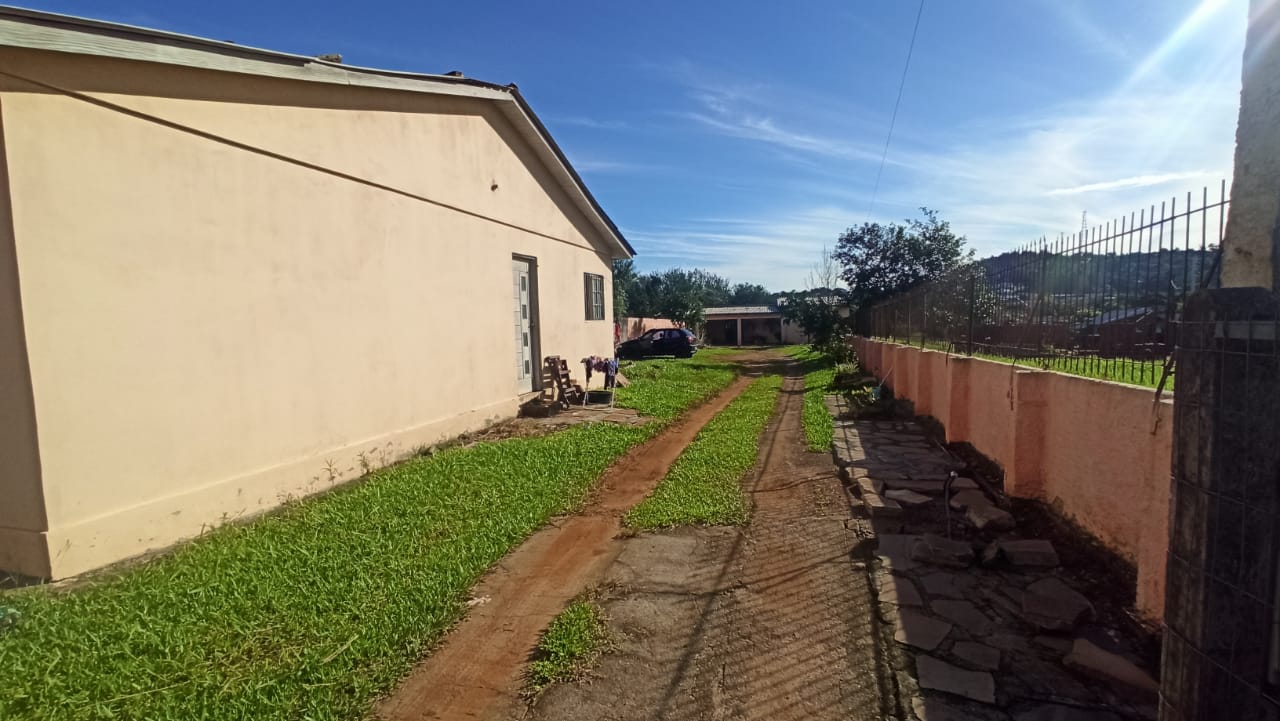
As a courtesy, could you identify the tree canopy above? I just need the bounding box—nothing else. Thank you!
[832,208,970,309]
[778,247,851,353]
[611,264,777,325]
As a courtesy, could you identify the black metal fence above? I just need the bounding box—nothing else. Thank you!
[869,183,1228,387]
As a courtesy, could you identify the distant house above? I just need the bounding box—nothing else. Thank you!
[703,305,808,346]
[0,8,633,579]
[1078,306,1167,358]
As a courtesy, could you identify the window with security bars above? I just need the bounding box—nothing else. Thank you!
[584,273,605,320]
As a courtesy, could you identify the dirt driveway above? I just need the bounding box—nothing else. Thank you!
[377,368,759,721]
[529,364,892,721]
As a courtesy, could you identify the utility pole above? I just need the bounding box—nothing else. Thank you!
[1160,1,1280,719]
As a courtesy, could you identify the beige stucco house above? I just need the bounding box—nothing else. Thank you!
[0,8,633,579]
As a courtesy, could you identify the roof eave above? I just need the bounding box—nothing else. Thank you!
[0,4,634,259]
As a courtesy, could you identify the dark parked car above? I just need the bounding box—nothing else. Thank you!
[617,328,699,359]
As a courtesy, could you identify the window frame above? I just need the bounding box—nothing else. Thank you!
[584,272,606,321]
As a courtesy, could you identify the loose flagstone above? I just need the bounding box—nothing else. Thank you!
[875,572,923,607]
[910,534,975,569]
[989,538,1061,569]
[864,492,904,518]
[916,654,996,704]
[952,641,1001,671]
[856,477,884,496]
[1063,638,1159,701]
[967,503,1016,532]
[884,488,933,506]
[894,608,954,652]
[912,696,1008,721]
[932,600,995,637]
[1022,577,1094,631]
[949,489,989,510]
[1013,704,1124,721]
[885,477,979,494]
[875,534,921,572]
[920,572,969,599]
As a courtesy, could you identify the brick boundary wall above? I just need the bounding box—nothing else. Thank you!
[853,336,1173,619]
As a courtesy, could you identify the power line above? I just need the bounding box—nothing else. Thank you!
[0,68,599,254]
[864,0,926,222]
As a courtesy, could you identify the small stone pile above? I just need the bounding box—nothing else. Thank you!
[827,398,1158,721]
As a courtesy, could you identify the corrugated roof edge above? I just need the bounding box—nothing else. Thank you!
[704,306,781,315]
[0,4,635,257]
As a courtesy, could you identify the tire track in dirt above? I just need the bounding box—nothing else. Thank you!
[375,372,757,721]
[527,360,888,721]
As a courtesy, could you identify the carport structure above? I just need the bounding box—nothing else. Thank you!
[703,305,803,346]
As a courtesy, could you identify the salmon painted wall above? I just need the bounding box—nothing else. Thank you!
[616,316,669,342]
[852,337,1173,619]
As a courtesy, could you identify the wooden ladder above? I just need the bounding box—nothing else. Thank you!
[545,356,584,408]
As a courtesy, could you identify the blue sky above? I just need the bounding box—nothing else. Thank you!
[22,0,1249,289]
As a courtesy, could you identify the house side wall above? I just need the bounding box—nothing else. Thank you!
[0,101,48,577]
[0,48,616,577]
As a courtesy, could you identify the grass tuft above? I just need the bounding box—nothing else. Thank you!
[784,347,838,452]
[625,374,783,528]
[526,601,608,692]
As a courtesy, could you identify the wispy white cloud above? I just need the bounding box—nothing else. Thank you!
[1038,0,1133,62]
[550,116,631,130]
[682,109,886,164]
[1046,171,1218,196]
[572,158,665,174]
[665,77,890,165]
[625,206,890,290]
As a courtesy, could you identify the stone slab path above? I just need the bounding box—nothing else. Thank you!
[829,400,1160,721]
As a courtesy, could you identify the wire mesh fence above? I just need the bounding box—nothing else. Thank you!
[869,182,1228,388]
[1162,291,1280,719]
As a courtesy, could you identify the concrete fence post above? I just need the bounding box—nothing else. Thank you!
[916,349,935,417]
[1007,370,1050,499]
[945,356,973,443]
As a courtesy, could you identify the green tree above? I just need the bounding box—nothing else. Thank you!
[656,268,709,328]
[611,258,637,321]
[693,270,732,307]
[832,208,971,310]
[728,282,774,306]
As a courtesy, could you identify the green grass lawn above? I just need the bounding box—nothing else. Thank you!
[783,346,839,452]
[526,601,608,692]
[625,374,783,528]
[615,357,738,420]
[0,358,739,721]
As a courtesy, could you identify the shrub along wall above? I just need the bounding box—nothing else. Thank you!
[853,337,1173,620]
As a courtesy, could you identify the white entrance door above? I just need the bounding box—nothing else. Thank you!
[512,258,535,392]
